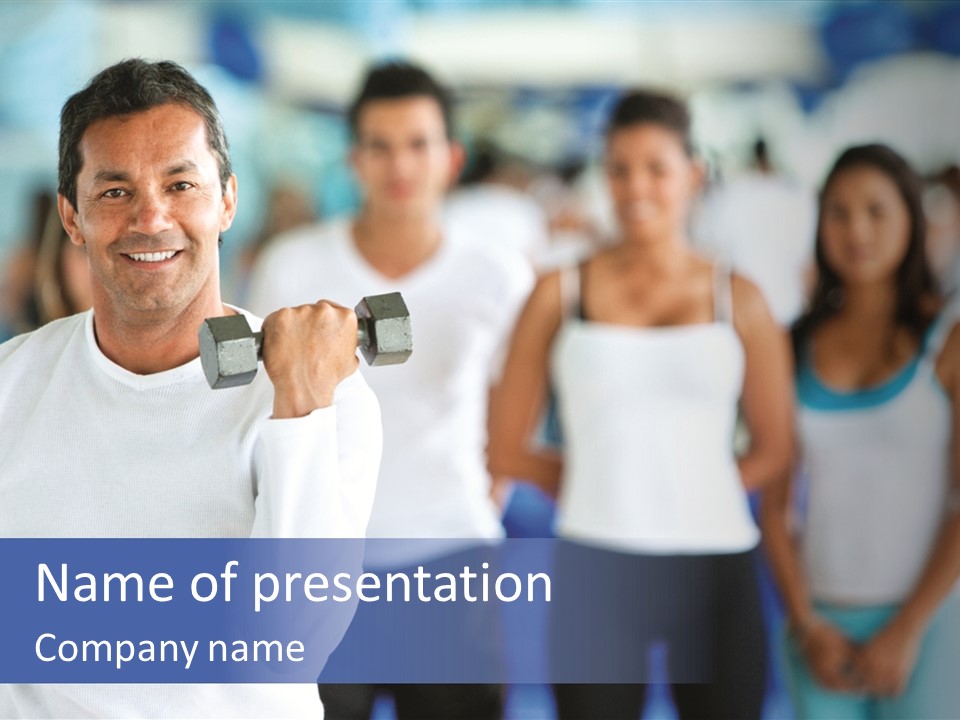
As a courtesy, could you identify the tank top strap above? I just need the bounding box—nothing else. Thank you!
[921,306,960,363]
[712,262,734,324]
[558,262,582,321]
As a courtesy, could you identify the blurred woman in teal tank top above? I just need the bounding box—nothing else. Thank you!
[762,144,960,719]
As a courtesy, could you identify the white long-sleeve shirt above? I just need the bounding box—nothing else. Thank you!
[0,308,382,718]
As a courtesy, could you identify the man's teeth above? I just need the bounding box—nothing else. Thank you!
[128,251,177,262]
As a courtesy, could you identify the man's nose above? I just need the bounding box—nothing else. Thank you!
[129,190,174,237]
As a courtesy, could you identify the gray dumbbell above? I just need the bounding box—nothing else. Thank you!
[198,292,412,389]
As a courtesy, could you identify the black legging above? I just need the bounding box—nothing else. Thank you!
[318,545,505,720]
[320,683,503,720]
[550,542,767,720]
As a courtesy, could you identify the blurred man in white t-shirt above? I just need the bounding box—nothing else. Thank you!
[248,61,533,720]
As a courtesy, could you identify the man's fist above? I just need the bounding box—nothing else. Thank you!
[261,301,360,418]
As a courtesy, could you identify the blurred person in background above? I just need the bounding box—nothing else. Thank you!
[33,200,91,324]
[527,158,609,270]
[229,180,318,305]
[694,137,817,326]
[248,60,533,720]
[0,190,55,340]
[489,88,793,720]
[762,144,960,719]
[924,166,960,300]
[444,140,551,268]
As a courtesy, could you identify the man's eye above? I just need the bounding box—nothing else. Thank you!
[171,182,193,192]
[103,188,127,199]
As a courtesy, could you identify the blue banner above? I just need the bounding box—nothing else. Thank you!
[0,538,721,684]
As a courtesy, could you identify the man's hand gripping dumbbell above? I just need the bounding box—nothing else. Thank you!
[199,293,412,405]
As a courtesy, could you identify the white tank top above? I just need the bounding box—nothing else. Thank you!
[797,315,956,604]
[551,263,760,554]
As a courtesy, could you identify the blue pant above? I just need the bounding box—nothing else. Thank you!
[782,591,960,719]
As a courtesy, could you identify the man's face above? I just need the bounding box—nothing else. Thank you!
[59,103,236,319]
[351,96,459,217]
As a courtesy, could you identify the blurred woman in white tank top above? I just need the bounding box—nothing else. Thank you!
[489,90,794,720]
[762,144,960,719]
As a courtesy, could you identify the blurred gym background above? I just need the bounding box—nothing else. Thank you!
[2,2,959,718]
[3,1,960,297]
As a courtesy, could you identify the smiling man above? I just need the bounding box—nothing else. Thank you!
[0,59,382,717]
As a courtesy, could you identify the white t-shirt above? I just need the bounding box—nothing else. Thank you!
[248,217,533,556]
[693,172,816,326]
[0,309,382,718]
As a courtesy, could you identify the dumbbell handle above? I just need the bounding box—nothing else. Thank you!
[246,317,374,360]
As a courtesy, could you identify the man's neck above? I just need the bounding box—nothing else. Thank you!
[91,293,228,376]
[352,208,443,279]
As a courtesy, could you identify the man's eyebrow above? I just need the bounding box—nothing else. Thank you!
[93,169,129,184]
[91,162,201,184]
[166,161,200,176]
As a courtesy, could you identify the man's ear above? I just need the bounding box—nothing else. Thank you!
[58,194,85,248]
[220,174,238,233]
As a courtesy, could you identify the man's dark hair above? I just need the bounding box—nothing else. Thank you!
[59,58,232,209]
[347,61,454,141]
[605,89,693,156]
